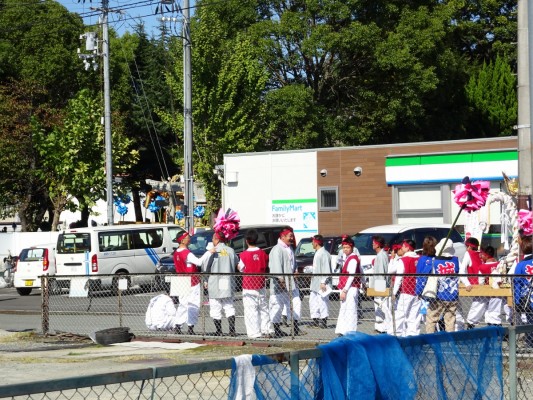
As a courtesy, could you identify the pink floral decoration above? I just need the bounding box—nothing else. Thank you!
[452,176,490,213]
[213,208,240,241]
[518,209,533,236]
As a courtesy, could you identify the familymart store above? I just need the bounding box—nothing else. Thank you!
[385,149,518,248]
[222,136,518,246]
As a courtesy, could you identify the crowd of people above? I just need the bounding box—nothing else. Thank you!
[145,224,533,343]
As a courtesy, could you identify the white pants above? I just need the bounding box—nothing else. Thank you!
[393,293,422,337]
[335,287,359,335]
[176,284,200,327]
[466,297,503,325]
[374,296,391,333]
[209,297,235,319]
[455,301,466,331]
[309,291,329,319]
[242,288,272,338]
[269,288,301,323]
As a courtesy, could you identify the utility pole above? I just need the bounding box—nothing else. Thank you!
[183,0,194,234]
[102,0,114,225]
[518,0,533,209]
[77,0,114,225]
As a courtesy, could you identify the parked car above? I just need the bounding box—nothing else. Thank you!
[352,224,467,274]
[294,236,343,293]
[13,244,57,296]
[155,225,286,291]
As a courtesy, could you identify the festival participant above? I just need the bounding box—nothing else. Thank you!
[269,226,305,337]
[238,229,272,338]
[309,235,332,329]
[369,236,390,334]
[414,236,438,330]
[459,237,482,330]
[392,240,420,336]
[172,231,211,335]
[513,230,533,349]
[335,236,362,336]
[425,238,460,333]
[465,245,503,327]
[388,244,403,274]
[204,209,240,336]
[145,292,180,331]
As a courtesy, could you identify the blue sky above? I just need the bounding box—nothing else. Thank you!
[58,0,190,36]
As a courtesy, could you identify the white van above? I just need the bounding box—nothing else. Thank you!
[55,224,185,292]
[13,244,56,296]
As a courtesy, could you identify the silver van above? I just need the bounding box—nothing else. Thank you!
[55,223,185,293]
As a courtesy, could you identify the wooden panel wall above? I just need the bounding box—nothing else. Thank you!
[317,137,517,236]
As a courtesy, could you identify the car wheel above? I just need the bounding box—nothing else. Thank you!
[48,278,61,295]
[154,275,169,292]
[16,287,32,296]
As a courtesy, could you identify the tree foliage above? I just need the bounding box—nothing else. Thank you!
[164,0,516,207]
[466,55,517,136]
[33,89,139,231]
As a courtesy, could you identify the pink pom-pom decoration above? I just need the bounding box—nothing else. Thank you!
[518,209,533,236]
[452,176,490,213]
[213,208,240,241]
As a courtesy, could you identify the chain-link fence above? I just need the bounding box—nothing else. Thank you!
[39,272,529,344]
[0,326,531,399]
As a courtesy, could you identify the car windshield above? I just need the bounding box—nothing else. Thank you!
[189,230,213,257]
[295,239,315,257]
[352,233,398,256]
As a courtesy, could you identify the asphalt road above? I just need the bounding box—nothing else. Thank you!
[0,285,381,340]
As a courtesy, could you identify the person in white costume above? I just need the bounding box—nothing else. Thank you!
[335,236,363,336]
[173,231,213,335]
[370,236,391,334]
[309,235,332,329]
[269,226,305,337]
[465,245,504,327]
[237,229,273,338]
[392,240,421,336]
[145,293,180,331]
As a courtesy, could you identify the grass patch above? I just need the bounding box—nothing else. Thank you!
[0,332,37,343]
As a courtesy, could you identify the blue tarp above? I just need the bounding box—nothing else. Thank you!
[318,332,416,400]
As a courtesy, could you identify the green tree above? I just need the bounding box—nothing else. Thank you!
[466,55,517,136]
[0,0,86,230]
[112,26,179,221]
[0,81,53,230]
[0,0,86,106]
[164,4,269,213]
[33,89,139,231]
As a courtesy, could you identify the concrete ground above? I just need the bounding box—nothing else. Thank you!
[0,329,316,386]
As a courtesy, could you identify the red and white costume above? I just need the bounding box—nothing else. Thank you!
[335,254,362,335]
[466,260,503,325]
[456,248,482,330]
[238,247,272,338]
[392,251,421,336]
[173,248,208,328]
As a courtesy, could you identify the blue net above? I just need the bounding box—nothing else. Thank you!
[228,354,318,400]
[228,327,503,400]
[398,327,504,400]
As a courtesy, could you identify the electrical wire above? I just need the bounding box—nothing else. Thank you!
[117,35,180,207]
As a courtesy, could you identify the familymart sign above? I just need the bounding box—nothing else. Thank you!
[385,150,517,186]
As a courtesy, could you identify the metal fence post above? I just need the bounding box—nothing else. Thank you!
[508,326,517,400]
[119,288,124,327]
[290,351,299,400]
[41,276,49,335]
